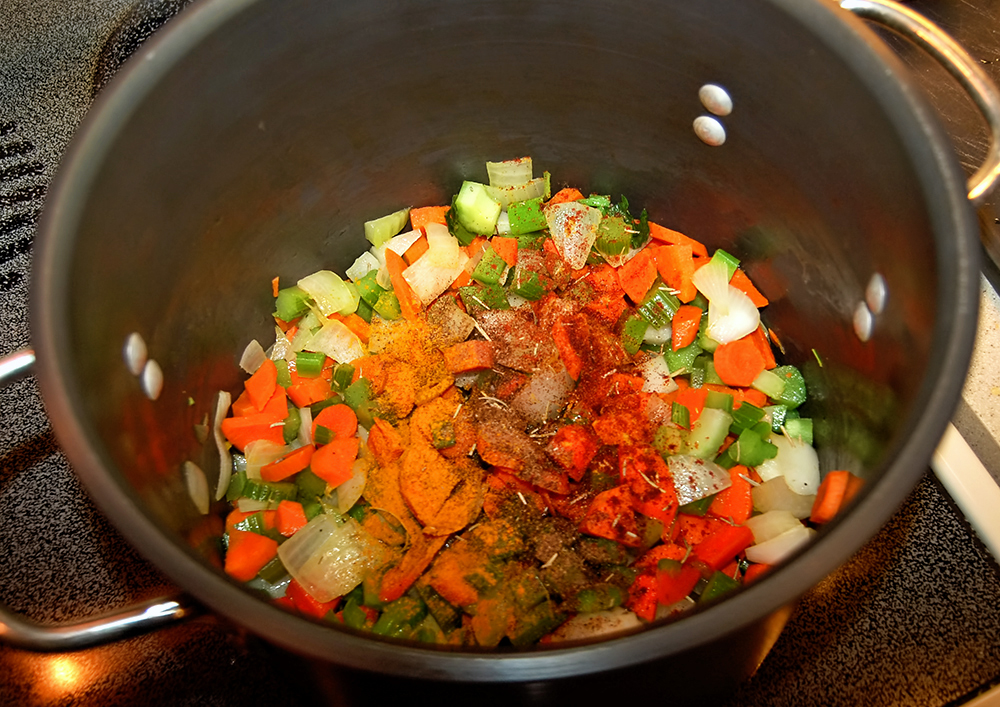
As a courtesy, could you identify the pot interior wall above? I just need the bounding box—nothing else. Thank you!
[38,0,970,677]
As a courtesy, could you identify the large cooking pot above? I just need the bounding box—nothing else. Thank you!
[2,0,998,702]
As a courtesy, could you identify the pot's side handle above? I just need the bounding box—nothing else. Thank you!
[0,348,202,650]
[841,0,1000,206]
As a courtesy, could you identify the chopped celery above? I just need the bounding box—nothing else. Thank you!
[752,368,786,399]
[471,246,509,285]
[332,364,355,392]
[579,194,611,210]
[678,495,714,516]
[242,478,298,504]
[770,365,807,409]
[364,207,410,247]
[507,197,548,235]
[595,215,630,257]
[274,359,292,388]
[226,467,247,502]
[667,341,703,373]
[373,290,402,320]
[698,330,721,353]
[704,390,733,412]
[459,282,510,314]
[637,284,681,328]
[454,181,502,235]
[275,286,311,322]
[685,407,732,459]
[621,315,648,355]
[354,270,386,307]
[295,351,326,378]
[510,266,546,300]
[342,597,370,630]
[672,402,691,429]
[699,570,741,604]
[709,248,740,280]
[727,426,778,467]
[516,230,548,250]
[282,405,301,444]
[730,402,765,434]
[343,378,374,428]
[784,417,813,445]
[296,468,328,500]
[372,596,428,638]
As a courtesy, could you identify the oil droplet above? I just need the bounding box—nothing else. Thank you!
[693,116,726,146]
[698,84,733,116]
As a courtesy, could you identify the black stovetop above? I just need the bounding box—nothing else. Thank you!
[1,2,1000,705]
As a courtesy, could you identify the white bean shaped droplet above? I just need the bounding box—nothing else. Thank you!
[693,116,726,146]
[142,359,163,400]
[866,273,888,315]
[698,84,733,116]
[123,332,147,376]
[853,302,874,343]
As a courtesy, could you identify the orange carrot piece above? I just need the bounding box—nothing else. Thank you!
[743,563,773,584]
[713,334,768,388]
[328,312,371,344]
[409,205,451,232]
[403,233,429,264]
[310,436,360,486]
[441,339,496,374]
[708,465,754,524]
[261,444,315,482]
[276,500,309,537]
[225,529,279,582]
[312,403,358,442]
[551,319,583,381]
[271,276,280,298]
[285,578,339,619]
[367,417,405,467]
[690,523,755,571]
[490,236,518,267]
[383,248,422,320]
[647,221,709,257]
[810,470,859,524]
[245,358,278,412]
[617,248,657,304]
[231,390,256,418]
[546,187,584,205]
[609,373,645,394]
[731,268,769,308]
[286,376,333,408]
[379,534,450,603]
[654,244,697,303]
[671,304,702,351]
[220,412,286,452]
[673,386,710,425]
[749,324,777,370]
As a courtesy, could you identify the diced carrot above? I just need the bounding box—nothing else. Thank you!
[810,470,857,524]
[285,578,339,619]
[647,221,709,257]
[230,389,256,417]
[656,561,702,607]
[378,534,450,603]
[403,233,429,264]
[587,264,624,295]
[746,324,776,371]
[669,512,730,546]
[245,358,278,412]
[261,444,315,482]
[617,248,657,304]
[708,465,754,524]
[626,572,659,621]
[276,499,309,537]
[740,387,769,409]
[731,268,769,307]
[653,244,697,303]
[310,436,360,486]
[713,334,769,388]
[609,373,645,394]
[844,472,865,506]
[691,524,755,572]
[441,339,496,374]
[286,375,333,408]
[328,312,371,344]
[544,424,600,482]
[671,304,702,351]
[551,319,583,381]
[450,268,473,290]
[673,386,710,425]
[367,417,405,467]
[743,563,773,584]
[220,411,286,452]
[312,403,359,442]
[271,276,280,298]
[546,187,584,205]
[410,205,451,231]
[490,236,518,267]
[383,248,422,320]
[224,529,279,582]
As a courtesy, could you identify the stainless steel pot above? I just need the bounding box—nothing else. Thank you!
[2,0,997,702]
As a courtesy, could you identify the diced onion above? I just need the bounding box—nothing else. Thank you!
[213,390,233,501]
[384,228,424,257]
[183,461,210,515]
[639,354,679,395]
[277,514,382,603]
[755,433,820,495]
[486,157,532,188]
[269,326,293,362]
[244,439,288,480]
[336,458,368,514]
[402,223,469,305]
[510,367,575,423]
[495,210,511,236]
[744,523,816,565]
[643,324,671,346]
[544,201,602,270]
[239,339,267,374]
[304,318,366,363]
[745,509,802,544]
[486,177,547,208]
[237,497,276,513]
[346,251,380,282]
[691,258,759,344]
[752,476,816,518]
[667,455,732,505]
[298,270,360,317]
[546,606,642,643]
[297,406,313,446]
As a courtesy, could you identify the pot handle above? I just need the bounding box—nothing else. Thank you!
[0,347,201,651]
[840,0,1000,206]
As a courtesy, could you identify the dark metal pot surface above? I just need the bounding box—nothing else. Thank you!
[15,0,992,700]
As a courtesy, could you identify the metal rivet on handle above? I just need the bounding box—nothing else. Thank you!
[142,359,163,400]
[698,84,733,116]
[123,332,147,376]
[866,273,887,315]
[853,302,874,342]
[693,116,726,146]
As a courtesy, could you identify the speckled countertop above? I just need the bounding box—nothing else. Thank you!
[1,1,1000,706]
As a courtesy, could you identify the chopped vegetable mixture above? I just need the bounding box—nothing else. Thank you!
[214,157,863,647]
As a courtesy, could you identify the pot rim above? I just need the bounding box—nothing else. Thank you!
[30,0,980,681]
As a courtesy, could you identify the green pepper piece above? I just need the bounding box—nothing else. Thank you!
[621,314,648,355]
[295,351,326,378]
[459,281,510,314]
[595,214,630,257]
[373,290,402,320]
[510,266,546,301]
[770,365,807,409]
[699,570,741,605]
[671,402,691,430]
[471,245,509,285]
[730,402,765,434]
[678,495,714,516]
[275,286,311,322]
[371,596,428,638]
[784,417,813,445]
[666,340,703,374]
[226,468,247,502]
[354,270,386,307]
[728,426,779,467]
[507,196,548,235]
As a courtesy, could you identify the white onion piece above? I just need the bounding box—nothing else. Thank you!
[297,406,314,446]
[544,201,602,270]
[495,210,511,236]
[297,270,360,317]
[244,439,288,480]
[213,390,233,501]
[755,433,820,495]
[510,367,575,423]
[336,458,368,514]
[691,259,759,344]
[269,326,293,362]
[486,156,532,188]
[639,354,678,395]
[486,177,547,208]
[646,393,672,427]
[546,606,643,643]
[745,524,816,565]
[237,497,275,513]
[304,318,366,363]
[667,455,732,505]
[603,245,641,270]
[384,228,424,257]
[402,223,469,305]
[277,514,382,603]
[745,509,802,544]
[643,324,672,346]
[240,339,267,374]
[346,251,380,282]
[183,461,210,515]
[752,476,816,519]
